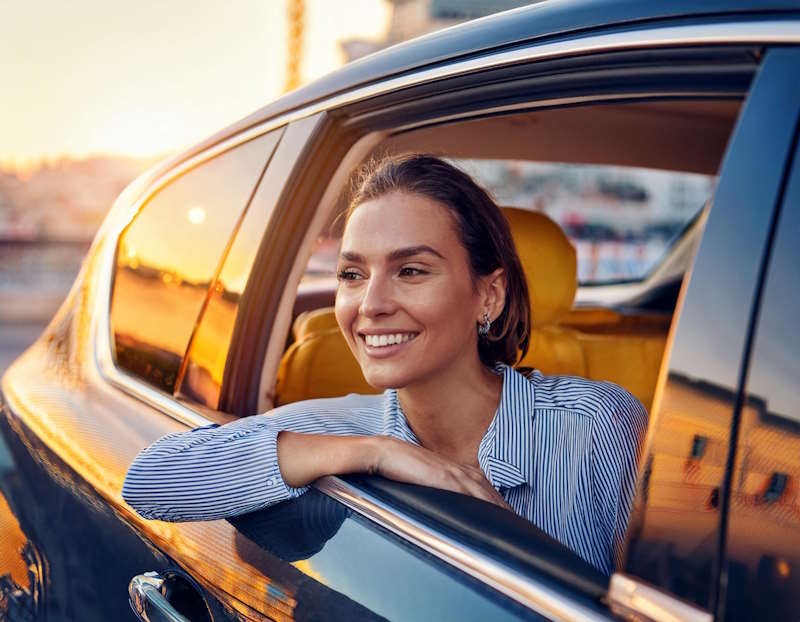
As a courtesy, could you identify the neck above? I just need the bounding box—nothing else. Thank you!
[397,357,503,466]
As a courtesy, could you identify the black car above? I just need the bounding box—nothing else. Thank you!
[2,1,799,620]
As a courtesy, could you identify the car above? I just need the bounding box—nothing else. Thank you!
[2,1,800,620]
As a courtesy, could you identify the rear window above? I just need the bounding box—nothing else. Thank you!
[452,159,715,285]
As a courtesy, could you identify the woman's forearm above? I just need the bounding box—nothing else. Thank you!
[276,431,379,487]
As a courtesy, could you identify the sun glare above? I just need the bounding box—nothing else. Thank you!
[187,206,207,225]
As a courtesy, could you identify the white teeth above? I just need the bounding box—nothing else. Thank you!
[365,333,416,347]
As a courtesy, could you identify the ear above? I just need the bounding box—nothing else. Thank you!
[478,267,506,323]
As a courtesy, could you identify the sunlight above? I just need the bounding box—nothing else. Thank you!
[187,206,206,225]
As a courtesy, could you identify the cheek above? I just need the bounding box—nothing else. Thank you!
[334,289,358,335]
[413,281,479,331]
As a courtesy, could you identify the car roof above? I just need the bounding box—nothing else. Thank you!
[162,0,799,171]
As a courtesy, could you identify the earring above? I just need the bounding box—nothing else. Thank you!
[478,311,491,336]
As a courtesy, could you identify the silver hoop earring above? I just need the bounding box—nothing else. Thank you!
[478,312,491,336]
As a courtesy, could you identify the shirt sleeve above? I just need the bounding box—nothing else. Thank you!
[121,396,379,522]
[589,384,649,575]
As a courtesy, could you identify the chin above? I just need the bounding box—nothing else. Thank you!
[361,364,418,390]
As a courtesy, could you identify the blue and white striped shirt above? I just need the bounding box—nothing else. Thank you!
[122,365,647,575]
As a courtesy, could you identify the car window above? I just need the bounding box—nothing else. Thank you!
[723,143,800,622]
[451,159,715,285]
[176,128,287,410]
[110,131,278,394]
[233,55,759,596]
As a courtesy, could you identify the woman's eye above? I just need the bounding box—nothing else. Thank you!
[336,269,362,281]
[399,266,426,277]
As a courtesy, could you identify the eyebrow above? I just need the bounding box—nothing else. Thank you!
[340,245,445,263]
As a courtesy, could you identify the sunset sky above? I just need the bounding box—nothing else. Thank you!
[1,0,391,168]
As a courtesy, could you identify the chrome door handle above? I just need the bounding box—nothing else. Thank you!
[129,572,190,622]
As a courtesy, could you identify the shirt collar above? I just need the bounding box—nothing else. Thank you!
[478,364,536,490]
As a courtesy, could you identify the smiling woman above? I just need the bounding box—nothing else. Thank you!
[122,154,647,576]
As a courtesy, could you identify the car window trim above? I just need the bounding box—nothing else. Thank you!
[315,475,615,622]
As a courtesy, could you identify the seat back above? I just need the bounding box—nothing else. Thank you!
[276,315,375,405]
[503,207,587,376]
[504,207,665,410]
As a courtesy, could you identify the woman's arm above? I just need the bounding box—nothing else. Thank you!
[123,398,508,523]
[122,396,380,522]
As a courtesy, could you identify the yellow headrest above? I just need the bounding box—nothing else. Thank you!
[501,207,576,326]
[292,307,339,341]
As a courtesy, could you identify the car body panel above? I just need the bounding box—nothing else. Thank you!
[623,46,800,615]
[721,135,800,622]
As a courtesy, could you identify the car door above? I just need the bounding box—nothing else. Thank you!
[721,130,800,622]
[620,46,800,620]
[126,29,797,622]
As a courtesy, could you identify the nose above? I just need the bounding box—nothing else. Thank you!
[359,272,397,318]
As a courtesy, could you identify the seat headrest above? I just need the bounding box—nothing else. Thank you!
[501,207,576,326]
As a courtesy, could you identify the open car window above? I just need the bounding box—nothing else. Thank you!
[260,94,746,595]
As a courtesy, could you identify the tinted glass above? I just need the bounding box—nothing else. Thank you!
[110,133,274,393]
[723,142,800,622]
[623,48,800,610]
[178,129,284,409]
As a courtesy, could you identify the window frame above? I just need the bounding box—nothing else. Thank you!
[224,44,761,417]
[217,40,773,617]
[717,83,800,621]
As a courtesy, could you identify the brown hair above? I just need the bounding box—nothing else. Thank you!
[346,154,530,367]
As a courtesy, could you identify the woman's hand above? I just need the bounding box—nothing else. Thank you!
[368,436,511,511]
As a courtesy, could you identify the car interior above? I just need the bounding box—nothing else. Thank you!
[261,98,741,419]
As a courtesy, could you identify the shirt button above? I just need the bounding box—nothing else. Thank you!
[266,478,274,486]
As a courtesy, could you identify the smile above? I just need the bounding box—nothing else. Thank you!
[361,332,418,348]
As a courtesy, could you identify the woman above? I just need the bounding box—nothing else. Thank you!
[122,154,648,576]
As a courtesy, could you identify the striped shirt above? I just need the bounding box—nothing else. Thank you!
[122,364,648,575]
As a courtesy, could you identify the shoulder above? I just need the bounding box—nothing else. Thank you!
[522,368,647,432]
[262,393,389,436]
[268,392,386,418]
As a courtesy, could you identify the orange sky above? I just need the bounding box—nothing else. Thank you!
[0,0,390,168]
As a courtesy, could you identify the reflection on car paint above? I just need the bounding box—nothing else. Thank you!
[0,429,42,621]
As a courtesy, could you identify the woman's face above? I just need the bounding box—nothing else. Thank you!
[335,191,488,389]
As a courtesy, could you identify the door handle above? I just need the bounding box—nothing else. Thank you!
[129,571,190,622]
